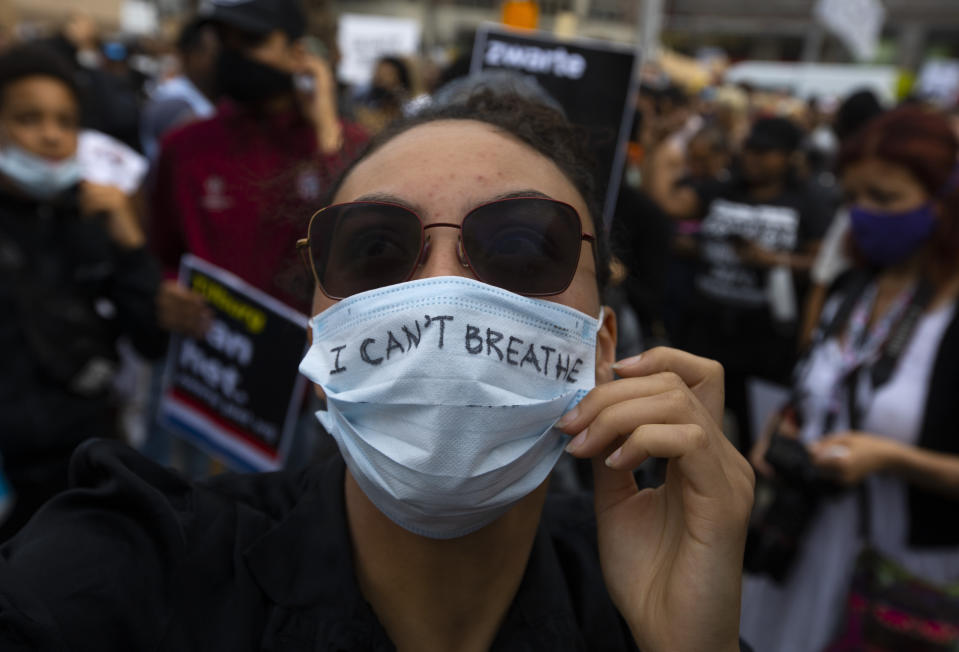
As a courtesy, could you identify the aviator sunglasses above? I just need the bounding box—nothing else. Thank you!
[296,196,596,299]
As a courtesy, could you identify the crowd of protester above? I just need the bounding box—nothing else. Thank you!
[0,0,957,649]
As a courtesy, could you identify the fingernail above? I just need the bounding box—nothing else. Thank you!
[565,428,588,453]
[605,447,623,468]
[612,354,642,370]
[556,407,579,429]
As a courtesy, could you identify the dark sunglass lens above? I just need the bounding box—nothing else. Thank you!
[310,203,422,298]
[462,198,582,295]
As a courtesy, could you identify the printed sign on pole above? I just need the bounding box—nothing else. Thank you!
[471,25,639,225]
[337,13,421,87]
[159,255,309,472]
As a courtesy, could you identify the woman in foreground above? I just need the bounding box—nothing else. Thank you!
[0,91,754,651]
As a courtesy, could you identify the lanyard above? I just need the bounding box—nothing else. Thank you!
[838,281,917,379]
[791,274,933,433]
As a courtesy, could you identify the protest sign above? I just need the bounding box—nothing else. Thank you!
[337,13,421,87]
[471,24,639,225]
[78,129,148,195]
[159,255,308,471]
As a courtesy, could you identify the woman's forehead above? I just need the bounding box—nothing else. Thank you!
[842,157,922,188]
[334,120,593,227]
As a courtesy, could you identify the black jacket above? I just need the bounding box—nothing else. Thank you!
[0,185,165,467]
[0,441,639,651]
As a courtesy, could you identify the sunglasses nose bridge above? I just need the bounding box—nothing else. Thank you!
[456,237,469,268]
[416,223,472,279]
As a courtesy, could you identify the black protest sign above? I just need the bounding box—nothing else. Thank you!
[159,255,308,471]
[471,24,639,224]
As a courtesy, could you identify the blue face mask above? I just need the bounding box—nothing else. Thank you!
[849,202,937,267]
[0,143,82,200]
[299,276,601,539]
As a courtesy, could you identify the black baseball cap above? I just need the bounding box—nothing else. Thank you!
[198,0,306,40]
[744,117,803,153]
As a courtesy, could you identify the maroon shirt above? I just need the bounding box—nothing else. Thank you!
[151,101,366,311]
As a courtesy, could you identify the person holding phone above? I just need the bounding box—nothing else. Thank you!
[151,0,367,328]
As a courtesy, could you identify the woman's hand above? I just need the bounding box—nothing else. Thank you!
[78,181,145,249]
[810,431,907,485]
[559,347,754,652]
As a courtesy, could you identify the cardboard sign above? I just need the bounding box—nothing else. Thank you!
[471,25,639,225]
[159,256,309,471]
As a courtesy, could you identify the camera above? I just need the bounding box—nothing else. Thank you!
[743,433,841,582]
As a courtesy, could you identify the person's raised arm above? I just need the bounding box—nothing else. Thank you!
[560,347,754,652]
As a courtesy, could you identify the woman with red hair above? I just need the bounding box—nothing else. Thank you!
[742,106,959,651]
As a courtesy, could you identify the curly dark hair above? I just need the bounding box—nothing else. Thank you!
[328,90,612,295]
[0,44,80,109]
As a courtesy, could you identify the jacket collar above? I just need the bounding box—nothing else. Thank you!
[242,455,581,644]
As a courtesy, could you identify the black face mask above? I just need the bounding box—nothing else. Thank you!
[215,49,294,104]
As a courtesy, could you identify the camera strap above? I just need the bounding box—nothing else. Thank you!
[841,278,935,542]
[804,274,935,436]
[843,277,935,429]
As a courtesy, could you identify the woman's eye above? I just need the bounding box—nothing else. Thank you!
[58,114,79,131]
[345,231,408,261]
[13,112,40,126]
[487,227,547,257]
[866,186,898,205]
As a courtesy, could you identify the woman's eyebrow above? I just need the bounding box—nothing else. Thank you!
[351,192,422,213]
[488,189,553,202]
[350,189,555,213]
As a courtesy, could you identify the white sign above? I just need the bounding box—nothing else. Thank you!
[120,0,159,35]
[337,13,421,87]
[814,0,885,62]
[917,59,959,108]
[78,129,148,195]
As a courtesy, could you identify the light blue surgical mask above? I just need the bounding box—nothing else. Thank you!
[0,143,82,200]
[299,276,601,539]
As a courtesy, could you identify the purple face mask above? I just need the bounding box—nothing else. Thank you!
[849,203,937,267]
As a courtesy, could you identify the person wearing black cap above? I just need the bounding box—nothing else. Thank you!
[683,116,833,452]
[146,0,366,477]
[151,0,367,328]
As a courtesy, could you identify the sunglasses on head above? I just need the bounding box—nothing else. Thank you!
[296,196,596,300]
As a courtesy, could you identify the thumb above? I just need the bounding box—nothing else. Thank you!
[591,455,638,516]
